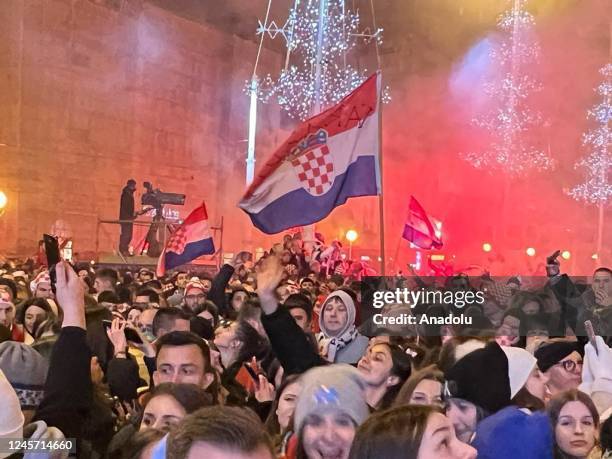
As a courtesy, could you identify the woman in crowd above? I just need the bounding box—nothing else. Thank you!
[356,341,412,410]
[17,298,55,344]
[139,383,211,432]
[547,390,601,459]
[292,365,369,459]
[394,364,445,408]
[535,340,584,397]
[444,342,531,444]
[317,290,369,364]
[107,383,211,458]
[265,374,302,455]
[213,319,272,404]
[349,405,477,459]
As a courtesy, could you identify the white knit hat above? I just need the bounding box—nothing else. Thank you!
[0,368,25,459]
[501,346,537,398]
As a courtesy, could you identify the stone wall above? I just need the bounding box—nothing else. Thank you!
[0,0,286,258]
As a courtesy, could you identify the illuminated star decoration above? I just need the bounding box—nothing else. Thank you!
[463,0,554,175]
[247,0,389,120]
[568,63,612,205]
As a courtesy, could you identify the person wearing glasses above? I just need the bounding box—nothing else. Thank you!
[535,340,583,398]
[182,280,208,313]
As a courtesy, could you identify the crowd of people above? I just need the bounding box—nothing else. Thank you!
[0,231,611,459]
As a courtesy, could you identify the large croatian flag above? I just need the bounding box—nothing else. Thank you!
[156,202,215,276]
[239,72,381,234]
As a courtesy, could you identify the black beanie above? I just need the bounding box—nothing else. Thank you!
[444,341,511,414]
[534,341,582,372]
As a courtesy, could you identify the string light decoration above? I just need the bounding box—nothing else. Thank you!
[463,0,553,174]
[247,0,387,121]
[568,63,612,205]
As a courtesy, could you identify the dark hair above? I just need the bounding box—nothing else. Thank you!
[191,300,219,327]
[509,291,544,315]
[547,390,599,459]
[17,298,53,326]
[594,267,612,277]
[370,343,413,410]
[512,386,545,411]
[140,383,212,429]
[600,415,612,453]
[264,374,301,439]
[167,406,274,459]
[394,364,444,407]
[96,268,119,284]
[135,288,160,305]
[329,274,344,287]
[156,331,211,372]
[237,298,262,323]
[152,307,190,338]
[348,405,442,459]
[98,291,121,305]
[121,428,165,459]
[234,320,270,366]
[283,293,313,322]
[144,280,162,291]
[0,278,17,300]
[229,287,250,310]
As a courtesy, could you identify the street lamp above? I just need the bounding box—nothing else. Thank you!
[0,191,6,216]
[346,229,358,260]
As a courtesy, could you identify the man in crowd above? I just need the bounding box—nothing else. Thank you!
[119,179,137,256]
[167,406,274,459]
[30,271,54,299]
[0,291,22,341]
[152,307,191,339]
[133,287,160,309]
[94,268,118,296]
[183,280,208,313]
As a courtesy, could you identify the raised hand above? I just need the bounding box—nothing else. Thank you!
[256,255,284,297]
[256,255,284,315]
[254,374,276,403]
[106,318,128,357]
[55,261,86,329]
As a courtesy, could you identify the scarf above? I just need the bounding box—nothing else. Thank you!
[317,326,359,362]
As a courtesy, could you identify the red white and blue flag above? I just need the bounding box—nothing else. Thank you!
[402,196,443,250]
[156,202,215,276]
[239,72,382,234]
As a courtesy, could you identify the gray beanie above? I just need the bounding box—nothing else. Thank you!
[0,342,48,410]
[294,364,369,433]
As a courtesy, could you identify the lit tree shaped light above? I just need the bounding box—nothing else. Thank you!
[463,0,554,174]
[568,63,612,205]
[250,0,386,121]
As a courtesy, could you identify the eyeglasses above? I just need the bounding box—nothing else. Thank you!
[185,294,206,300]
[557,359,583,372]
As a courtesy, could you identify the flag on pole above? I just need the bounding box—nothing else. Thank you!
[239,72,382,234]
[156,202,215,276]
[402,196,443,250]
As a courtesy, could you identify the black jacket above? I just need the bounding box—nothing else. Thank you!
[34,327,93,442]
[208,264,235,317]
[261,307,325,375]
[119,187,135,221]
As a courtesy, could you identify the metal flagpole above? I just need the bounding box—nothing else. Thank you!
[378,80,386,276]
[303,0,328,248]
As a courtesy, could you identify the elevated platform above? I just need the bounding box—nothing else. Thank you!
[94,253,219,276]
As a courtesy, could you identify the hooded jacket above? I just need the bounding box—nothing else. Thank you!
[316,291,368,364]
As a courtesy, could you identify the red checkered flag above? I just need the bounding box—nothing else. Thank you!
[156,202,215,276]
